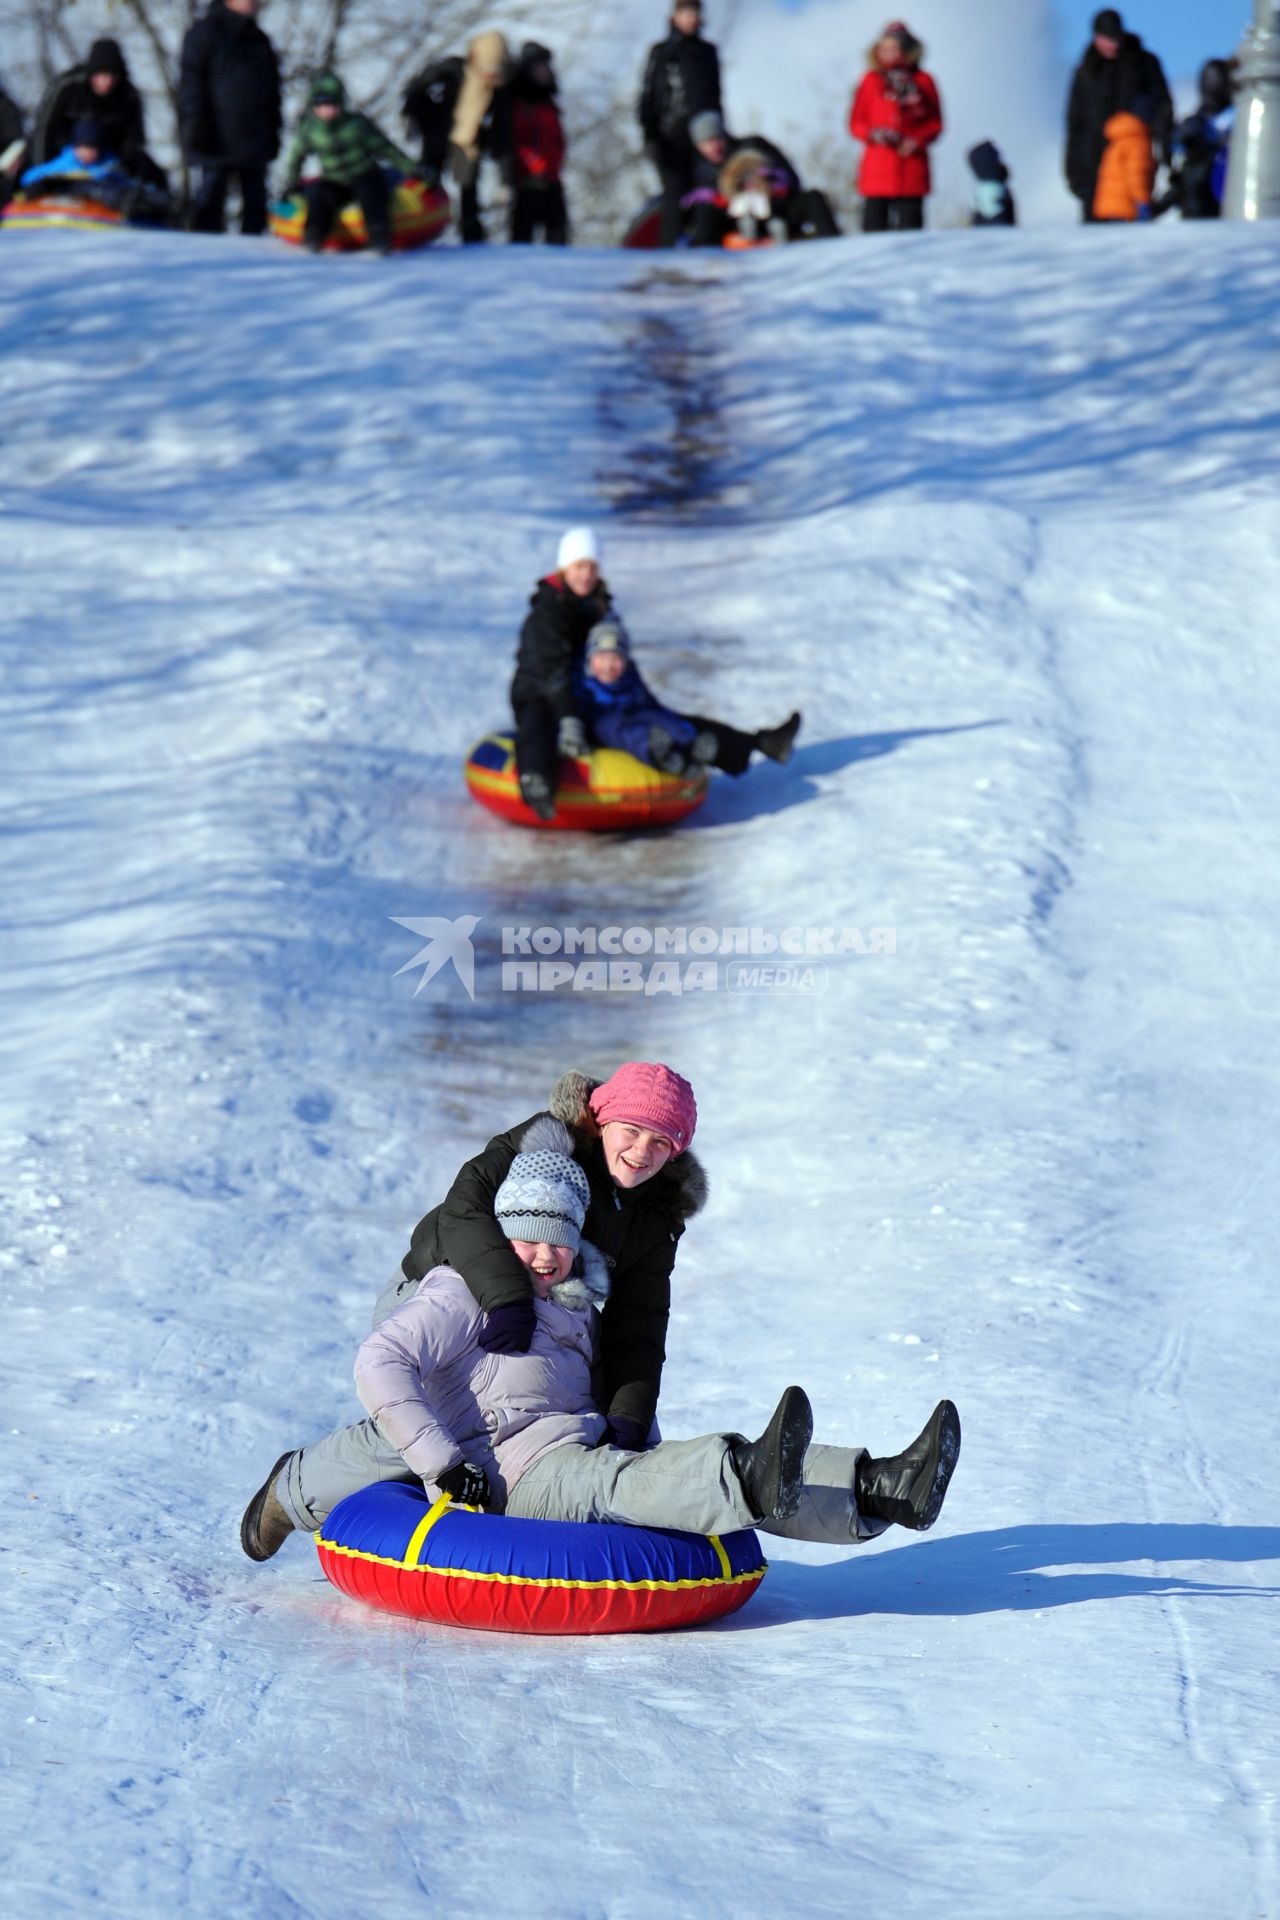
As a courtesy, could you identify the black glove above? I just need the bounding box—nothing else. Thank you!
[601,1415,649,1452]
[477,1297,537,1354]
[437,1460,491,1507]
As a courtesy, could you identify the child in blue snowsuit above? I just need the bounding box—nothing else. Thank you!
[20,117,133,194]
[574,618,800,776]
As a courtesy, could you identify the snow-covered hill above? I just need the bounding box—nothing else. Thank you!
[3,223,1279,1918]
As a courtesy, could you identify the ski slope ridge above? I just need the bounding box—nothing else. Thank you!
[2,225,1278,1919]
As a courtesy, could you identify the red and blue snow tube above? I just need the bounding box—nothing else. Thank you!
[316,1481,767,1634]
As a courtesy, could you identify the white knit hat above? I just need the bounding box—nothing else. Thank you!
[494,1116,591,1250]
[557,526,600,572]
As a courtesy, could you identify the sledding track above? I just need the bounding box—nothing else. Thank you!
[2,226,1280,1918]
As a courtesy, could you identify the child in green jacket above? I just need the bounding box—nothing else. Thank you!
[281,71,417,253]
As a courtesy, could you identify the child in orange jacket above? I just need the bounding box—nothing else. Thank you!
[1093,101,1155,221]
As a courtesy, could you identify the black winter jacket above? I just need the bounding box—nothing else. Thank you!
[1,84,23,155]
[510,572,611,724]
[402,57,465,172]
[33,66,148,169]
[1064,34,1172,203]
[400,1072,707,1432]
[638,31,722,149]
[179,1,281,167]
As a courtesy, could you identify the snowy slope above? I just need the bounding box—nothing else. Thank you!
[2,223,1280,1920]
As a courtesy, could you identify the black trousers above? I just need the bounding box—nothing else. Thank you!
[651,139,694,247]
[784,186,840,238]
[513,697,562,789]
[861,195,924,233]
[304,169,391,249]
[511,181,568,245]
[191,162,268,235]
[683,714,758,777]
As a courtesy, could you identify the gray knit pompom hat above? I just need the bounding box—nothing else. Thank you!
[493,1115,591,1250]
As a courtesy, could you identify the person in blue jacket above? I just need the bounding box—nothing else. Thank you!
[19,116,133,192]
[575,617,800,777]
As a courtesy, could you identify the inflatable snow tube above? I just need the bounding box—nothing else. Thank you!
[621,196,663,249]
[316,1482,767,1634]
[2,190,169,232]
[270,174,450,252]
[465,731,708,832]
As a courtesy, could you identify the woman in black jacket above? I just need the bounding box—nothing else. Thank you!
[510,524,613,820]
[241,1066,706,1558]
[179,0,281,233]
[638,0,723,246]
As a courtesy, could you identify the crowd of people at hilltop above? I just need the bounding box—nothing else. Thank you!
[0,5,1242,243]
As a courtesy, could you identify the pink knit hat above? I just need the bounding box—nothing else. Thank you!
[588,1062,697,1155]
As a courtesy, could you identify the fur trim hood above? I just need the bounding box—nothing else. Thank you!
[548,1237,611,1311]
[548,1069,708,1223]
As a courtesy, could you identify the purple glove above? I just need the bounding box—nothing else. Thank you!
[603,1415,649,1453]
[476,1297,537,1354]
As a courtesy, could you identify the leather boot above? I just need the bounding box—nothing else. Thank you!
[855,1401,960,1531]
[754,711,802,764]
[729,1385,813,1522]
[240,1451,297,1561]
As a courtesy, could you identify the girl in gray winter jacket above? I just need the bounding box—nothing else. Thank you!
[242,1118,960,1558]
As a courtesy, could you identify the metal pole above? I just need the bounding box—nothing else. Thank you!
[1223,1,1280,218]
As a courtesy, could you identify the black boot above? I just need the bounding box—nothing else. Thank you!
[240,1451,297,1561]
[855,1401,961,1531]
[729,1385,813,1521]
[754,711,802,764]
[519,770,557,821]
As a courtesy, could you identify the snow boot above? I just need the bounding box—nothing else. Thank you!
[730,1385,813,1521]
[519,770,557,821]
[691,730,720,766]
[754,711,802,764]
[647,725,689,775]
[855,1400,961,1531]
[240,1451,297,1561]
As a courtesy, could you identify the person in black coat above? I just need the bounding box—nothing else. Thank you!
[509,526,613,820]
[1064,7,1171,222]
[31,38,168,194]
[401,55,465,184]
[638,0,722,246]
[179,0,281,234]
[0,81,24,208]
[967,139,1016,225]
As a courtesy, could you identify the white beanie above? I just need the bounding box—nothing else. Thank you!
[557,526,600,572]
[493,1116,591,1250]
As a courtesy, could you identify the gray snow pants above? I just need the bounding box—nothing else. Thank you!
[508,1435,887,1544]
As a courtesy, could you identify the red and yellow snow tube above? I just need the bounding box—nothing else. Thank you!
[3,192,128,231]
[317,1482,767,1635]
[465,731,708,832]
[270,176,450,252]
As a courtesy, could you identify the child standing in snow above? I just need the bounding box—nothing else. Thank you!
[576,616,801,779]
[241,1113,961,1555]
[280,71,418,254]
[509,41,568,244]
[966,139,1015,225]
[1092,96,1156,222]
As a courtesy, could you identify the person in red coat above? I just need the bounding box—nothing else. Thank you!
[509,41,568,244]
[849,20,942,232]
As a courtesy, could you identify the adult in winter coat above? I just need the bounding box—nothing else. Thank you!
[402,55,465,183]
[241,1112,962,1557]
[510,525,613,819]
[849,21,943,232]
[684,110,839,244]
[1092,102,1155,222]
[448,29,513,243]
[280,72,417,254]
[576,617,801,777]
[509,42,568,244]
[1064,8,1171,222]
[638,0,723,247]
[1155,59,1235,220]
[179,0,281,234]
[0,81,26,207]
[31,37,169,194]
[241,1063,713,1550]
[967,140,1015,226]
